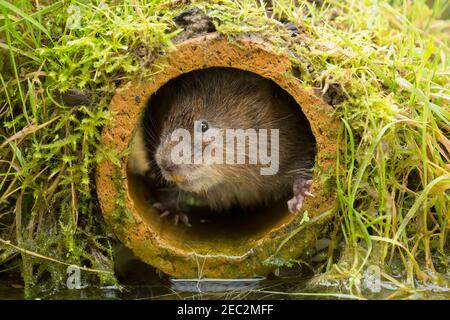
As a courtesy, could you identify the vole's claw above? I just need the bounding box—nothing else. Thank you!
[304,191,315,198]
[288,178,314,213]
[153,202,191,227]
[178,213,191,227]
[287,197,302,213]
[173,212,191,227]
[160,210,170,218]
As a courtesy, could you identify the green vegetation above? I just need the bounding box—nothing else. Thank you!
[0,0,448,299]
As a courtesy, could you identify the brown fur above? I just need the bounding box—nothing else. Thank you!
[129,67,316,210]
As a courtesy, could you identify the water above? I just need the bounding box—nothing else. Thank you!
[1,244,448,300]
[1,269,449,300]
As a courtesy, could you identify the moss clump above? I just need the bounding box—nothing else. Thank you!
[0,0,448,298]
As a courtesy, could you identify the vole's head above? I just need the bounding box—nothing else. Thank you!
[148,68,279,193]
[154,117,226,193]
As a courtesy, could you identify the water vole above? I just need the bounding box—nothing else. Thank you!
[128,68,316,225]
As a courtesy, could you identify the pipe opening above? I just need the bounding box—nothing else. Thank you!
[126,67,317,256]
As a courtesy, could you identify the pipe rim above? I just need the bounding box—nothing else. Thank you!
[96,33,338,278]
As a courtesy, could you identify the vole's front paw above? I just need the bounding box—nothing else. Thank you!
[287,178,314,213]
[153,202,191,227]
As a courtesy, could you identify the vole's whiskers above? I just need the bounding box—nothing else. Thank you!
[143,124,159,147]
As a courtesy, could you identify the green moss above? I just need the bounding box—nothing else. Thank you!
[112,166,133,223]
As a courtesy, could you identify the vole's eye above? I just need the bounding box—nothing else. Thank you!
[199,120,209,133]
